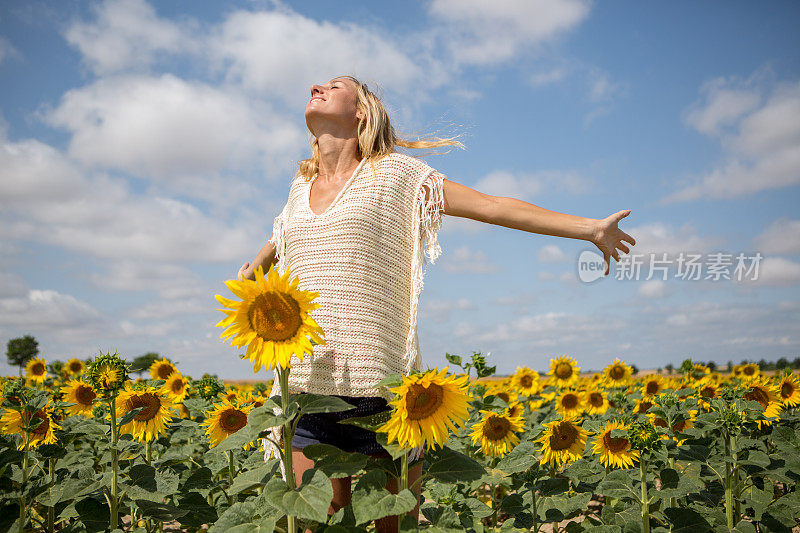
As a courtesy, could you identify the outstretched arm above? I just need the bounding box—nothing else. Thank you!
[441,178,636,276]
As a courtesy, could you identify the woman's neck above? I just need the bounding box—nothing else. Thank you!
[316,131,361,180]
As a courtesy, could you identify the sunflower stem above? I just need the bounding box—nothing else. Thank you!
[278,366,297,533]
[109,392,120,530]
[398,451,409,532]
[227,450,236,506]
[732,433,741,523]
[668,457,676,508]
[18,430,30,533]
[531,486,538,533]
[639,454,650,533]
[724,429,735,530]
[146,439,152,465]
[47,457,55,532]
[550,464,558,533]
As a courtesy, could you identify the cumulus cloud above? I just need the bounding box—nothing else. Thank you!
[473,168,591,201]
[43,74,305,195]
[421,297,476,323]
[538,244,567,263]
[752,218,800,255]
[0,36,21,65]
[427,0,591,66]
[208,8,445,108]
[637,280,667,299]
[0,136,256,263]
[736,256,800,287]
[63,0,198,74]
[440,245,500,274]
[665,68,800,202]
[0,286,103,334]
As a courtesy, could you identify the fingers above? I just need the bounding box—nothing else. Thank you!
[617,242,630,255]
[621,232,636,246]
[604,251,610,276]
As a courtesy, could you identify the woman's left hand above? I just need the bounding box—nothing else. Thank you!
[591,209,636,276]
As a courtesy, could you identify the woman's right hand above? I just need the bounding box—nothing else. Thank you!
[237,262,251,281]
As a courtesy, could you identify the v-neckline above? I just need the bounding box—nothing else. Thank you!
[306,158,366,217]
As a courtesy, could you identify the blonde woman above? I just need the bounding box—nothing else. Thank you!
[238,75,635,531]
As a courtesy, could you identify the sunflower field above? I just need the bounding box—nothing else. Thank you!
[1,265,799,532]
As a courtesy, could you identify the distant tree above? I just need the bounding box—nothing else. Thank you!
[665,363,674,375]
[130,352,160,377]
[657,367,662,374]
[727,360,733,372]
[793,357,800,369]
[630,364,639,376]
[6,335,39,376]
[775,357,789,370]
[757,359,769,371]
[707,361,717,372]
[740,359,749,366]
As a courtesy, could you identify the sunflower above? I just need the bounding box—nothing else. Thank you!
[149,358,177,381]
[640,375,665,397]
[743,378,783,427]
[194,376,226,401]
[86,352,128,394]
[738,363,760,381]
[216,264,326,373]
[777,373,800,408]
[696,379,719,409]
[63,379,97,417]
[202,400,253,447]
[377,367,472,451]
[486,385,519,406]
[0,403,61,449]
[25,358,48,383]
[548,356,580,388]
[648,409,697,446]
[602,358,633,387]
[584,387,610,415]
[115,384,174,442]
[555,389,584,418]
[469,410,525,457]
[224,387,239,403]
[633,397,655,415]
[504,400,524,419]
[63,358,86,377]
[592,419,639,469]
[161,372,189,403]
[536,416,590,467]
[511,366,540,396]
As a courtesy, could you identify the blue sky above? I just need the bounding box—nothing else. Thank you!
[1,0,798,379]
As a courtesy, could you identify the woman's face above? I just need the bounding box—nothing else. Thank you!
[305,77,363,136]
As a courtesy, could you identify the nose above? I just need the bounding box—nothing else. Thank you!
[310,84,324,97]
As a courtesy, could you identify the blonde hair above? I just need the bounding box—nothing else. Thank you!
[297,75,464,180]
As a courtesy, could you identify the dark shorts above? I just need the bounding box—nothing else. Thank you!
[291,393,392,456]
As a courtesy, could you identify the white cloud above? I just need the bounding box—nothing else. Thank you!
[64,0,197,74]
[529,66,569,87]
[737,257,800,287]
[0,136,256,263]
[421,297,475,323]
[538,244,566,263]
[440,245,499,274]
[473,168,591,202]
[637,280,667,299]
[622,221,721,258]
[0,36,21,65]
[0,288,102,332]
[43,74,305,195]
[427,0,591,66]
[665,70,800,202]
[753,218,800,255]
[208,8,443,107]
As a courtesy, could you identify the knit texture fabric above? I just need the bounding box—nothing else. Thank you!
[261,151,446,475]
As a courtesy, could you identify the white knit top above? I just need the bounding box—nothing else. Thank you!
[262,152,446,472]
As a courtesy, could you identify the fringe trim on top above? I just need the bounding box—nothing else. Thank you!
[403,170,446,375]
[267,206,288,276]
[261,372,287,481]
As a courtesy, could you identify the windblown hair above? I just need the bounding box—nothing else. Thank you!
[297,75,464,180]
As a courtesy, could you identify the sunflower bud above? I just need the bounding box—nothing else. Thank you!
[86,351,129,395]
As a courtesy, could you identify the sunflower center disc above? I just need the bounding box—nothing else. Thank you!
[645,381,660,395]
[156,364,173,379]
[549,421,578,451]
[589,393,603,407]
[484,416,510,441]
[781,382,793,398]
[744,387,769,408]
[220,409,247,433]
[519,375,533,388]
[743,366,755,375]
[406,383,444,420]
[129,393,161,421]
[30,410,49,435]
[32,363,45,376]
[603,433,629,453]
[609,366,625,380]
[69,362,83,373]
[171,378,185,394]
[637,401,653,414]
[497,392,510,403]
[561,394,578,409]
[700,386,715,398]
[248,292,303,342]
[555,363,573,380]
[76,385,96,406]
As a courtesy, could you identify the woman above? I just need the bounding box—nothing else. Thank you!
[238,75,635,532]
